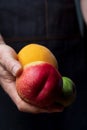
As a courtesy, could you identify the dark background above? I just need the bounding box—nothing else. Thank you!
[0,36,87,130]
[0,0,87,130]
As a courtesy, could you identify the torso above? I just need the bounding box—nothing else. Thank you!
[0,1,86,130]
[0,0,81,40]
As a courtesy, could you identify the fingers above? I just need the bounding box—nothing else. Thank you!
[0,64,15,82]
[0,44,22,76]
[0,74,64,114]
[46,104,64,113]
[16,99,64,113]
[0,77,63,113]
[0,40,64,113]
[0,34,5,44]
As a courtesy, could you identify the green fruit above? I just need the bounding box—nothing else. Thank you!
[58,77,76,107]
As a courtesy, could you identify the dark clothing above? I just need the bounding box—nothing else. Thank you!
[0,0,81,39]
[0,0,87,130]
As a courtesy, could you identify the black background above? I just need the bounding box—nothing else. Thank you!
[0,0,87,129]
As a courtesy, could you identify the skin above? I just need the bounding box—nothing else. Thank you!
[0,35,63,113]
[16,62,62,108]
[0,1,86,113]
[80,0,87,24]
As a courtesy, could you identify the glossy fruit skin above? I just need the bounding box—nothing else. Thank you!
[16,62,63,108]
[57,77,76,107]
[18,43,58,69]
[16,43,76,108]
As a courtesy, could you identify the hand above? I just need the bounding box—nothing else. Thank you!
[0,37,64,113]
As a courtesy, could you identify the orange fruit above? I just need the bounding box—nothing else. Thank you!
[18,43,58,68]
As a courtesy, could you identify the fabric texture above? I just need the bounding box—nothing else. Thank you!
[0,0,87,130]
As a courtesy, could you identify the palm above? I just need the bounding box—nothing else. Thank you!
[0,43,63,113]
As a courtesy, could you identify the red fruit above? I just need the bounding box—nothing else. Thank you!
[16,61,62,108]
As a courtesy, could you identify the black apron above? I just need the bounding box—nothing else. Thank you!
[0,0,86,130]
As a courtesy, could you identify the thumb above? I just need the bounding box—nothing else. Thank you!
[6,56,22,77]
[0,44,22,76]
